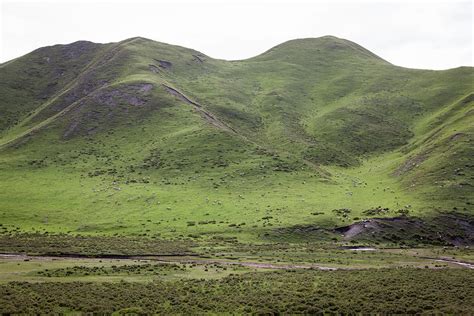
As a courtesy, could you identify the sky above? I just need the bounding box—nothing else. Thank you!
[0,0,472,69]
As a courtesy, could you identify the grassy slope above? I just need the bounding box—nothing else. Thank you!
[0,36,472,242]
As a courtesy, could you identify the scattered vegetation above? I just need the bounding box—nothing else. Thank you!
[0,233,194,256]
[0,36,472,313]
[1,269,472,314]
[35,263,185,277]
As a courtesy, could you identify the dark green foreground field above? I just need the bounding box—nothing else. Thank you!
[3,269,473,314]
[0,36,473,313]
[1,234,473,313]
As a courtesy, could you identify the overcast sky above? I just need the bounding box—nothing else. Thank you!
[0,0,472,69]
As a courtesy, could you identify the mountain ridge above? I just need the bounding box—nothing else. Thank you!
[0,36,472,240]
[6,35,469,69]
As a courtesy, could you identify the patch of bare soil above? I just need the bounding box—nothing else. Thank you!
[335,220,380,239]
[392,152,428,176]
[335,212,474,246]
[450,132,466,141]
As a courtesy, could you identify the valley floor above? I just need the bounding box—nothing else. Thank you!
[1,241,473,313]
[1,35,473,314]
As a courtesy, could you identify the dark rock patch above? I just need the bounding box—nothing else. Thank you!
[450,132,466,141]
[62,83,154,139]
[149,64,160,73]
[335,212,474,246]
[153,59,172,69]
[192,54,205,63]
[92,83,153,107]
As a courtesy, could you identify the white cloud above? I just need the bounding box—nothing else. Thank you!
[0,0,472,69]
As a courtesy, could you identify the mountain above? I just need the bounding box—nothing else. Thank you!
[0,36,472,242]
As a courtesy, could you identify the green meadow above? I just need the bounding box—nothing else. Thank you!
[0,36,472,313]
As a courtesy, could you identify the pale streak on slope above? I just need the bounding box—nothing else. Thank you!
[162,84,237,134]
[162,83,331,177]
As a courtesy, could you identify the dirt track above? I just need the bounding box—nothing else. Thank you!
[422,257,474,269]
[0,253,337,270]
[1,252,473,270]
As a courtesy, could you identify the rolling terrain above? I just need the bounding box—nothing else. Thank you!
[1,35,473,313]
[0,36,472,243]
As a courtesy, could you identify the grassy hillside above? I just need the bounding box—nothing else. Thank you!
[0,36,472,244]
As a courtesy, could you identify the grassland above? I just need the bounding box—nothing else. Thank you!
[0,36,473,313]
[1,267,473,314]
[0,36,472,240]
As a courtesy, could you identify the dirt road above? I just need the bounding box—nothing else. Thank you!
[0,253,338,270]
[1,252,473,270]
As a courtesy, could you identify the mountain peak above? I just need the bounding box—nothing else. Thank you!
[0,34,473,257]
[120,36,155,44]
[253,35,388,64]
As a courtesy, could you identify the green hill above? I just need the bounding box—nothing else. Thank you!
[0,36,472,244]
